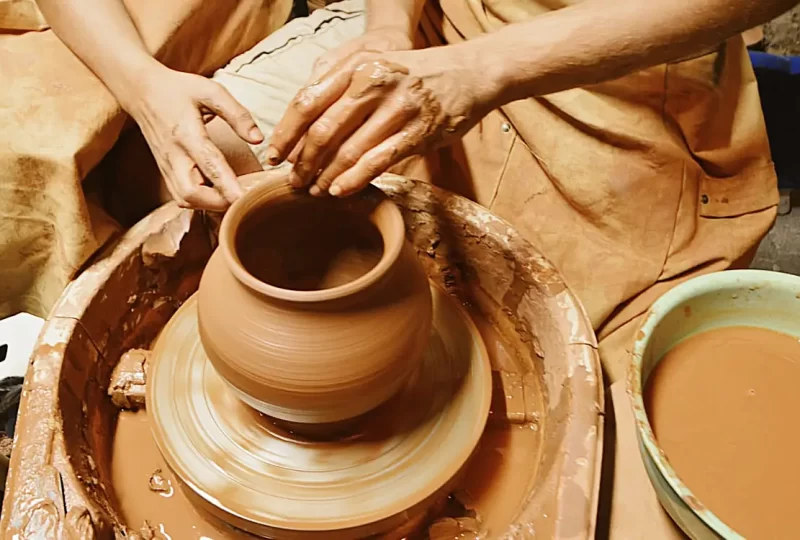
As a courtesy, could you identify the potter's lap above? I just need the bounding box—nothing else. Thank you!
[212,1,367,166]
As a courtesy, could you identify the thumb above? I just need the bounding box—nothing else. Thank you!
[197,82,264,145]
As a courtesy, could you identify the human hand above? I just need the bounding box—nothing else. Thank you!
[308,26,413,82]
[127,67,264,210]
[265,45,495,197]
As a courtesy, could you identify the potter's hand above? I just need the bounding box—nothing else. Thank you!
[308,27,413,83]
[266,46,493,197]
[129,68,264,210]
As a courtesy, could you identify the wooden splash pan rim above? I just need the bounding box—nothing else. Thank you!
[0,174,604,539]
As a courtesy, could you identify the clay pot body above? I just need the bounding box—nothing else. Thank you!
[197,178,432,424]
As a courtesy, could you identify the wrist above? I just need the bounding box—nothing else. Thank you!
[365,0,423,45]
[455,40,510,111]
[106,56,169,114]
[364,24,414,50]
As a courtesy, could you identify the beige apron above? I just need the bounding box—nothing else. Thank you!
[391,0,778,381]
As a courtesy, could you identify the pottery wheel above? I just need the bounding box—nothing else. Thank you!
[147,285,492,538]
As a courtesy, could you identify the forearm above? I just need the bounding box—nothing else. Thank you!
[470,0,797,106]
[365,0,425,37]
[37,0,162,111]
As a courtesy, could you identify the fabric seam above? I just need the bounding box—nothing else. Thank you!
[488,122,516,209]
[234,10,363,73]
[657,64,682,282]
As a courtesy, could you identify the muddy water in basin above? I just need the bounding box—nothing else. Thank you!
[646,325,800,539]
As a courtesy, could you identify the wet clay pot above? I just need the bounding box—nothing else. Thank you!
[197,177,433,425]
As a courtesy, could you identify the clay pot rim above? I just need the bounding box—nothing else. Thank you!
[220,178,404,303]
[628,269,800,538]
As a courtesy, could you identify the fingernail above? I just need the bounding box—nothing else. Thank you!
[289,171,304,188]
[309,185,322,197]
[329,185,342,197]
[249,126,264,143]
[266,146,280,165]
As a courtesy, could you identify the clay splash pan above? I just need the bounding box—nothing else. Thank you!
[0,172,603,539]
[630,269,800,540]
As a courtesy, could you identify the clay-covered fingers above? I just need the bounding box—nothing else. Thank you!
[291,92,387,190]
[327,128,420,197]
[286,135,306,166]
[266,55,370,165]
[310,95,418,196]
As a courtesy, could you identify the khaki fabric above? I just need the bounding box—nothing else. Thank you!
[215,0,777,383]
[434,0,778,381]
[0,0,292,318]
[0,0,47,31]
[214,1,368,165]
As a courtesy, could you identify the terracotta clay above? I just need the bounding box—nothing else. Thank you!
[149,289,491,538]
[646,325,800,539]
[198,177,432,425]
[108,348,149,410]
[112,410,251,539]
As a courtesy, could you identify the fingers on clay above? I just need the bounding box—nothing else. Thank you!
[315,98,416,196]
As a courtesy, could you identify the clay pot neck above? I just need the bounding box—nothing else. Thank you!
[220,181,404,304]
